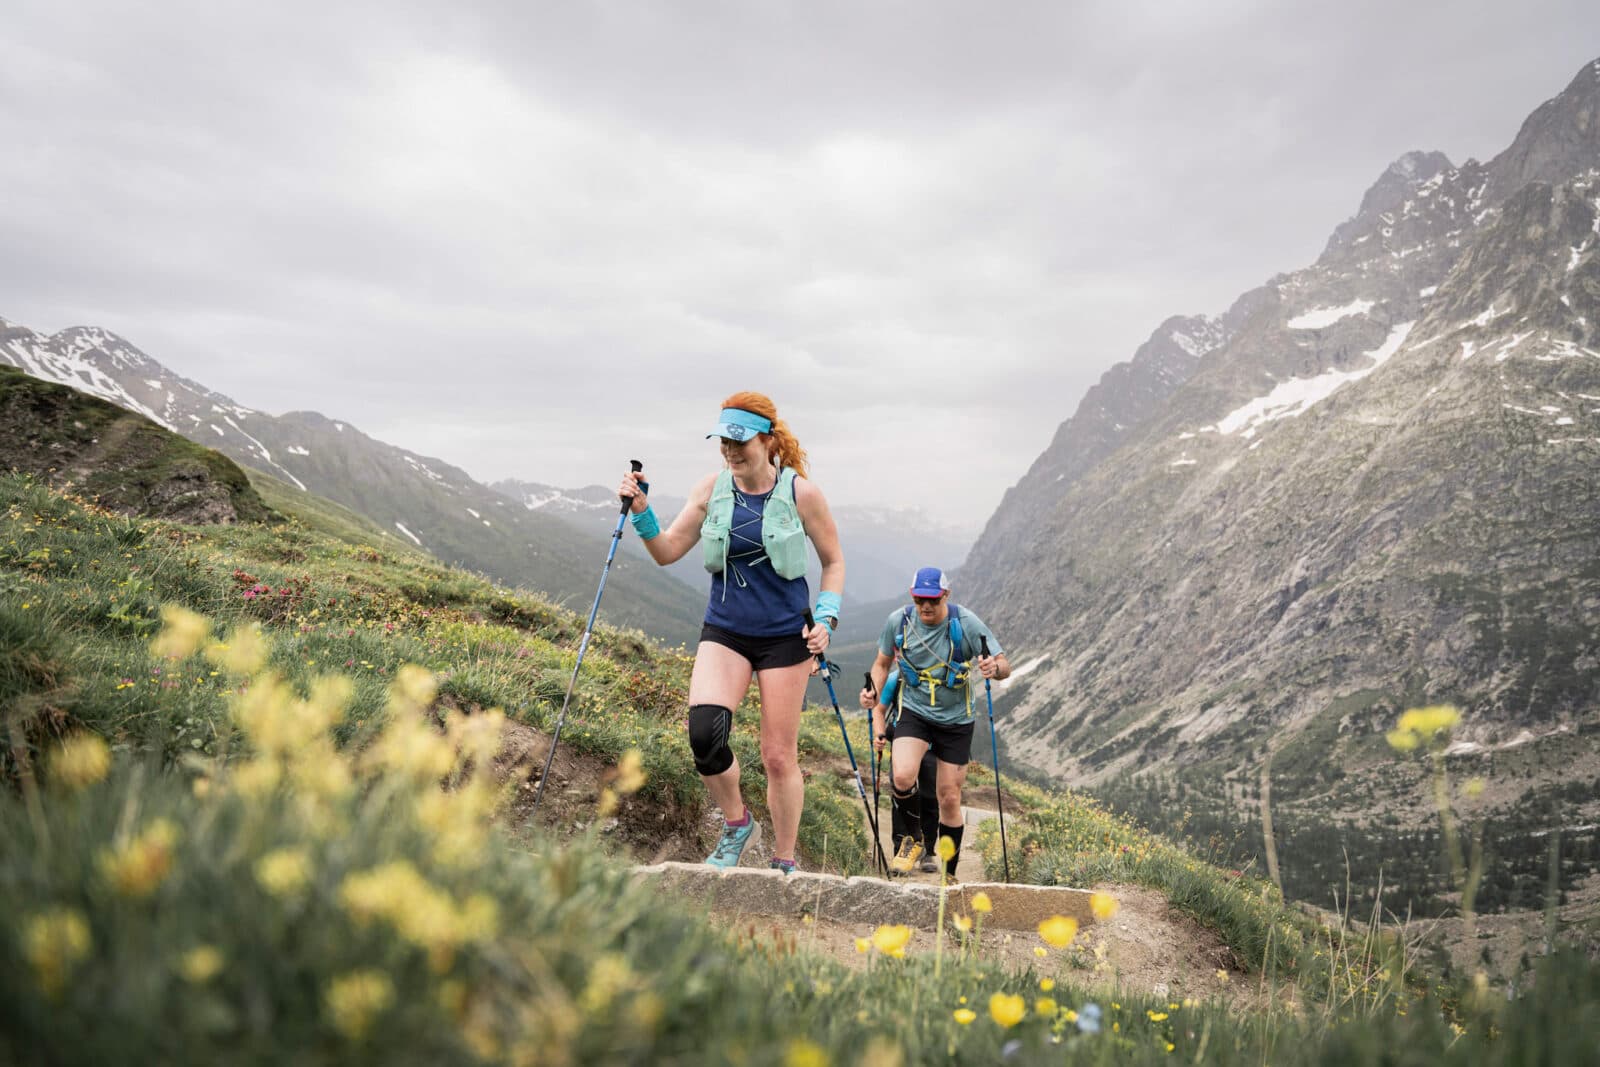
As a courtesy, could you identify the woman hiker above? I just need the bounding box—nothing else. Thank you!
[863,566,1009,878]
[618,392,844,874]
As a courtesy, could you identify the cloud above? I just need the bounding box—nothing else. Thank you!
[2,0,1597,522]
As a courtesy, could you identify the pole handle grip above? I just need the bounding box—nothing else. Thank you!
[620,459,648,514]
[980,635,991,657]
[863,672,876,697]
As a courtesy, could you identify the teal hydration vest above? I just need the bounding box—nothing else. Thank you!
[701,466,808,581]
[893,604,974,717]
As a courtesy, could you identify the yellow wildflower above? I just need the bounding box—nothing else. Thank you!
[632,991,665,1032]
[871,924,913,958]
[1040,978,1055,991]
[372,713,453,783]
[1464,777,1486,799]
[24,908,91,998]
[936,835,956,862]
[988,992,1026,1028]
[1034,946,1048,958]
[49,734,111,790]
[581,954,634,1014]
[389,664,437,713]
[1038,915,1078,948]
[784,1038,829,1067]
[1385,727,1420,752]
[855,937,871,953]
[1388,704,1460,751]
[953,1008,977,1025]
[952,914,973,934]
[971,892,993,913]
[1090,893,1119,921]
[445,708,505,772]
[1216,969,1230,983]
[208,622,268,676]
[325,969,395,1040]
[100,819,179,898]
[1035,997,1058,1017]
[613,748,647,794]
[180,945,224,983]
[255,847,313,898]
[231,756,282,798]
[151,604,210,660]
[1147,1010,1168,1021]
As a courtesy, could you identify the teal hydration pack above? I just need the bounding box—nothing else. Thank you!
[893,604,974,713]
[700,466,807,581]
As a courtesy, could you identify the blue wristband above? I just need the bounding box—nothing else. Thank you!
[813,591,841,632]
[629,505,661,541]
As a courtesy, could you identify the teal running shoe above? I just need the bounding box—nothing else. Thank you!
[706,818,760,869]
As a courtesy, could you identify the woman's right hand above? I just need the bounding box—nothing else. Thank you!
[619,468,648,514]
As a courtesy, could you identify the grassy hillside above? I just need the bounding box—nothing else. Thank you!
[0,365,268,524]
[4,473,1598,1065]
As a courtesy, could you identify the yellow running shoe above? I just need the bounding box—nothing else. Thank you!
[890,837,924,875]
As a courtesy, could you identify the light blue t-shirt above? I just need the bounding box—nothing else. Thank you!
[877,604,1002,726]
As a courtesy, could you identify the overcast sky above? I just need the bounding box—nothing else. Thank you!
[3,2,1597,528]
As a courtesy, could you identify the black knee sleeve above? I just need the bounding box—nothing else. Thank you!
[687,704,735,776]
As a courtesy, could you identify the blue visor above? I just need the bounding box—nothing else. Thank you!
[706,408,773,442]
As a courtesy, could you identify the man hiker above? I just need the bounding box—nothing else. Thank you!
[860,667,941,873]
[863,567,1010,877]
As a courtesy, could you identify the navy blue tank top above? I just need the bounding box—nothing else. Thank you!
[704,482,810,637]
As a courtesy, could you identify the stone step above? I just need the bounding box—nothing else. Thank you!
[631,861,1097,932]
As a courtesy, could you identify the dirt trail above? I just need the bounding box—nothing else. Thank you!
[500,717,1273,1011]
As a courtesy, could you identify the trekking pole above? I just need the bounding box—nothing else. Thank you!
[807,612,890,877]
[529,461,646,819]
[864,672,882,808]
[979,636,1012,883]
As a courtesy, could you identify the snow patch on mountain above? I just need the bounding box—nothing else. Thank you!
[394,522,423,547]
[1287,299,1374,330]
[1209,322,1415,438]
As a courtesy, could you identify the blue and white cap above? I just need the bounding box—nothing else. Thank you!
[910,567,949,597]
[707,407,773,442]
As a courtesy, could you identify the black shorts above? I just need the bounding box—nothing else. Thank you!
[699,623,813,671]
[891,710,975,765]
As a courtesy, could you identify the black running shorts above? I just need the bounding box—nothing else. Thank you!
[699,623,813,671]
[891,710,975,766]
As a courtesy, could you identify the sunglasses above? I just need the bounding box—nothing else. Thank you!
[912,594,945,605]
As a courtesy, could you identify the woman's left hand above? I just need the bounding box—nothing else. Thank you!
[803,620,831,655]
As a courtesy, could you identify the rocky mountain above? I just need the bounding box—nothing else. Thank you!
[963,59,1600,910]
[0,364,268,524]
[0,322,703,644]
